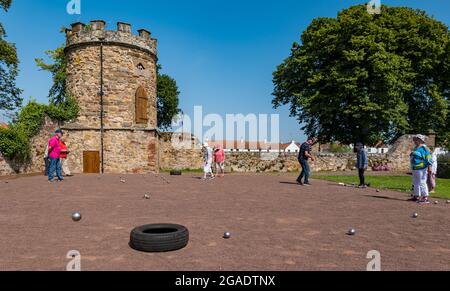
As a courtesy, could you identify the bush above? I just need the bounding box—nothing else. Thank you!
[0,98,79,161]
[0,126,30,161]
[46,96,79,121]
[328,143,353,154]
[16,101,47,137]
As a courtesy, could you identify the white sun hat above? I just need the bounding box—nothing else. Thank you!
[414,134,427,143]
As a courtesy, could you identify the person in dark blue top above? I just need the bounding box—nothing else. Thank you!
[296,137,316,186]
[355,142,369,188]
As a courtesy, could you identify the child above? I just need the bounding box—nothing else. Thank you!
[355,142,369,188]
[214,145,225,178]
[203,142,214,180]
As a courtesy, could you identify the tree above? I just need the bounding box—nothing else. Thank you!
[273,5,450,145]
[157,65,180,130]
[0,0,22,112]
[35,45,68,105]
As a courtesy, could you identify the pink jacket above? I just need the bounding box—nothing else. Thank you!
[48,136,61,159]
[214,148,225,163]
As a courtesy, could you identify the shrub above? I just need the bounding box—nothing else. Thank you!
[0,98,79,161]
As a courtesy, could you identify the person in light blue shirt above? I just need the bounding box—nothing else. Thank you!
[410,135,433,203]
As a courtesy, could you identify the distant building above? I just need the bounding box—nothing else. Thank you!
[366,141,390,154]
[0,123,8,129]
[281,141,301,153]
[209,139,281,153]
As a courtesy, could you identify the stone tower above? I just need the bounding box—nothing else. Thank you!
[63,20,159,174]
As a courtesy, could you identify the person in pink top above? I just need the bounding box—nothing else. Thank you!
[214,145,226,178]
[47,129,64,182]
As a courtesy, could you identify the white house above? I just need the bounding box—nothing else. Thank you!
[282,141,301,153]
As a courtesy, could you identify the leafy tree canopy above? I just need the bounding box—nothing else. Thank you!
[35,45,68,105]
[273,5,450,146]
[157,65,180,130]
[0,0,22,112]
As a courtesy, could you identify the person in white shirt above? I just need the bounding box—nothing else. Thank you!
[428,147,439,193]
[202,142,214,180]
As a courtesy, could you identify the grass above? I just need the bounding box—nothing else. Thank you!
[314,175,450,200]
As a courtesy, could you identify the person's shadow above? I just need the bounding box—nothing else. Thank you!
[365,195,409,202]
[280,181,300,186]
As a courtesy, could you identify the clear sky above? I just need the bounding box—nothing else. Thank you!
[2,0,449,142]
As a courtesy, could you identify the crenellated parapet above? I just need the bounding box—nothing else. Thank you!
[65,20,157,57]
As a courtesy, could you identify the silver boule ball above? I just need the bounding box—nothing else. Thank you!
[72,212,82,222]
[223,232,232,239]
[144,194,150,199]
[412,213,419,219]
[434,201,439,205]
[347,229,356,236]
[447,200,450,204]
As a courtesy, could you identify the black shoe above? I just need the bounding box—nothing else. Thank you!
[296,180,304,185]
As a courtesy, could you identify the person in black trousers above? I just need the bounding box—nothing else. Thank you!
[355,142,369,188]
[297,138,316,186]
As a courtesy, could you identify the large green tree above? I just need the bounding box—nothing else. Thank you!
[0,0,22,112]
[273,5,450,146]
[35,45,68,105]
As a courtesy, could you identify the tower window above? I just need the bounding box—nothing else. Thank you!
[135,86,148,124]
[136,63,145,71]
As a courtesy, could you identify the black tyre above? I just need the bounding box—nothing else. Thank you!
[129,224,189,253]
[170,170,182,176]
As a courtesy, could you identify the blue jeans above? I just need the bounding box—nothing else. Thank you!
[48,158,63,181]
[297,159,310,184]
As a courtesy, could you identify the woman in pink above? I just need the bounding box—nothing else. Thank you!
[214,145,225,178]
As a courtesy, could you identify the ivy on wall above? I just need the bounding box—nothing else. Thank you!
[0,97,79,161]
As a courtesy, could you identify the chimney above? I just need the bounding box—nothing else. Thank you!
[117,22,131,33]
[138,29,151,39]
[71,22,85,33]
[91,20,106,31]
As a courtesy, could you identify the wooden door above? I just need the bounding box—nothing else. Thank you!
[83,151,100,174]
[135,86,148,124]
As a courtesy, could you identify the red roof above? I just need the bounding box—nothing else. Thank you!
[210,140,280,150]
[0,123,8,129]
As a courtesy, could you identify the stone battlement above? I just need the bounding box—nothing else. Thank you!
[65,20,157,57]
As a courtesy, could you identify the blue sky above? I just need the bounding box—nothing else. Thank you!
[2,0,449,142]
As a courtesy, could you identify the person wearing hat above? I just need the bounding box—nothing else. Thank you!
[47,129,64,182]
[202,142,214,180]
[410,134,433,203]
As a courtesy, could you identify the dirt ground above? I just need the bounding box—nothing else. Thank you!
[0,173,449,271]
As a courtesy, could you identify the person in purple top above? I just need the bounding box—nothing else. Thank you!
[47,129,64,182]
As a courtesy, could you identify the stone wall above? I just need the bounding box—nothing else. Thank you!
[0,117,61,176]
[158,134,431,174]
[159,133,203,170]
[63,129,158,174]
